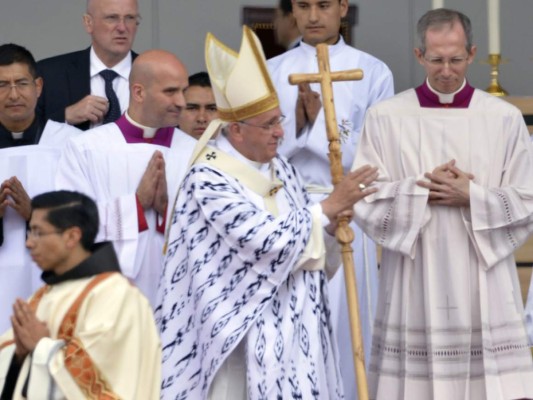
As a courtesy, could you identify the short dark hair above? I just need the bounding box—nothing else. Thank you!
[0,43,39,78]
[417,8,473,54]
[31,190,99,251]
[188,71,211,89]
[279,0,292,15]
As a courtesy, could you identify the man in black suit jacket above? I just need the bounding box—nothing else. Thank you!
[37,0,139,131]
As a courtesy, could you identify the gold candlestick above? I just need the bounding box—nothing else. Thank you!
[486,54,508,96]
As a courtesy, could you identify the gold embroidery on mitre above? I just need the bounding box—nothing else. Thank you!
[217,93,279,122]
[206,26,279,122]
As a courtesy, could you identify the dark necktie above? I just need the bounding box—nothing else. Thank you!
[99,69,122,123]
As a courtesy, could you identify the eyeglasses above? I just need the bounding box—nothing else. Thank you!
[90,13,141,27]
[238,115,286,133]
[423,55,469,67]
[26,229,63,240]
[0,79,36,96]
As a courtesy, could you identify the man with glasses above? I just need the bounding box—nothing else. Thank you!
[0,43,81,333]
[0,44,43,149]
[36,0,139,131]
[0,190,160,399]
[353,8,533,399]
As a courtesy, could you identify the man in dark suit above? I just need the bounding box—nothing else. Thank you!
[37,0,139,131]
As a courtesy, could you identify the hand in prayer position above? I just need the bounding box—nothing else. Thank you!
[295,83,322,136]
[417,159,474,207]
[65,94,109,125]
[153,157,168,216]
[137,150,168,215]
[321,165,379,223]
[0,177,32,221]
[11,298,50,362]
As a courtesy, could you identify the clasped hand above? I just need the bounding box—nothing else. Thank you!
[416,159,474,207]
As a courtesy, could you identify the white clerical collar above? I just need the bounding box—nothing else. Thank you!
[426,78,466,104]
[89,46,132,80]
[216,134,270,174]
[288,36,302,50]
[125,111,158,139]
[300,36,346,57]
[11,131,24,140]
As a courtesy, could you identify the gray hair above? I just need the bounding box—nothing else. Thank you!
[417,8,473,54]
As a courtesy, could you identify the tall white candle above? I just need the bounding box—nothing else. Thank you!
[488,0,500,54]
[432,0,444,9]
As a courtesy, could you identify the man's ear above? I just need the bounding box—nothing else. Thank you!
[34,77,44,98]
[467,45,477,65]
[227,122,245,144]
[64,226,83,249]
[83,13,93,35]
[131,83,144,103]
[414,47,425,66]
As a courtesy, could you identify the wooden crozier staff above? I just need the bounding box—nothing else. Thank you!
[289,43,368,400]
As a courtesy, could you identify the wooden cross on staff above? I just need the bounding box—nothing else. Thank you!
[289,43,369,400]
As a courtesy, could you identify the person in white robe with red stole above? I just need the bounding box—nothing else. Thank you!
[353,9,533,400]
[55,50,196,308]
[0,190,160,400]
[156,26,380,400]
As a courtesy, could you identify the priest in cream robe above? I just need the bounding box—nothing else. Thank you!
[55,50,196,307]
[267,2,394,396]
[0,190,160,399]
[156,26,379,400]
[353,9,533,400]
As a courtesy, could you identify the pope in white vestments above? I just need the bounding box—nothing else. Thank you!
[267,31,394,398]
[158,133,346,399]
[156,26,380,400]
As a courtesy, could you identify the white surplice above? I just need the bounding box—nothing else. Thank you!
[0,121,81,333]
[354,88,533,400]
[267,37,395,397]
[55,124,196,307]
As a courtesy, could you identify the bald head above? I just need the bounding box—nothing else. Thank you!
[130,50,185,86]
[83,0,139,67]
[86,0,138,14]
[128,50,189,128]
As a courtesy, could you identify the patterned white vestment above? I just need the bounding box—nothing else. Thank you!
[156,136,344,400]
